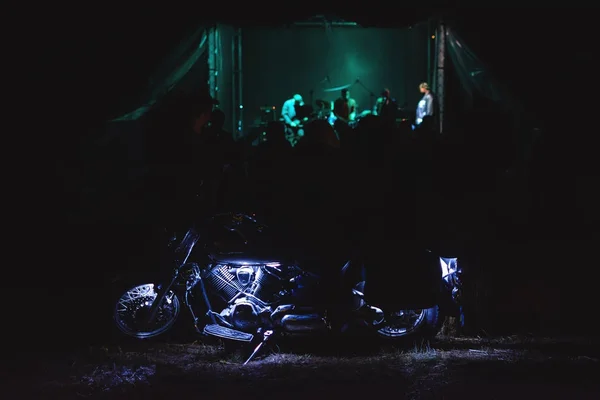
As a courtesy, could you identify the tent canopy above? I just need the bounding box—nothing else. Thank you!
[112,14,438,122]
[112,13,514,126]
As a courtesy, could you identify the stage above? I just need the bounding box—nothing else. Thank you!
[207,18,432,137]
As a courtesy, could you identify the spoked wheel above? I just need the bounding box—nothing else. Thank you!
[114,283,180,339]
[376,306,440,339]
[353,281,441,340]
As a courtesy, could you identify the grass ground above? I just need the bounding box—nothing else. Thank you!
[5,335,599,399]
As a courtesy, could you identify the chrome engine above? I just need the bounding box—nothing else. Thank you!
[204,262,327,334]
[205,263,281,305]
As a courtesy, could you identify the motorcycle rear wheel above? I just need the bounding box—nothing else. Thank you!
[354,281,440,340]
[114,283,180,339]
[375,306,440,339]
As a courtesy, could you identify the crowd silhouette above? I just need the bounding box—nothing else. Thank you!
[142,91,459,249]
[139,90,549,264]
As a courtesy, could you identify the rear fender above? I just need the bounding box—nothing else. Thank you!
[350,250,442,310]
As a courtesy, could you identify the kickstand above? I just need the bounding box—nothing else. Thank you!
[243,329,273,365]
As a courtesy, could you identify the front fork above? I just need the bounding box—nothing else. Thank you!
[146,270,179,326]
[148,228,201,325]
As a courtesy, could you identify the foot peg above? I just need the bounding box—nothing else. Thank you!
[243,329,273,365]
[203,324,254,342]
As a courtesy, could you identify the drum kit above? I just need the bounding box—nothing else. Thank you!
[310,78,378,126]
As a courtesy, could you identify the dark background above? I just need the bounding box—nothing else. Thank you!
[23,8,598,350]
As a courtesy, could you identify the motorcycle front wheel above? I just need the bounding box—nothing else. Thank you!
[114,283,180,339]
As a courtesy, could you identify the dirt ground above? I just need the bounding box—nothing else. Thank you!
[4,335,600,399]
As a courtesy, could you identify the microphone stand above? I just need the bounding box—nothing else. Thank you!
[355,78,376,113]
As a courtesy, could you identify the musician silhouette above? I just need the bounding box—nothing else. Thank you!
[374,88,397,126]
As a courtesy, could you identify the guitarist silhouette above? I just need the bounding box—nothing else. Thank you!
[281,94,309,146]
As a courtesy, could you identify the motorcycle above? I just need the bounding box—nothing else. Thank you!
[113,212,463,363]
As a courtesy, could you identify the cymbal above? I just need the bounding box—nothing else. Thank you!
[323,83,352,92]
